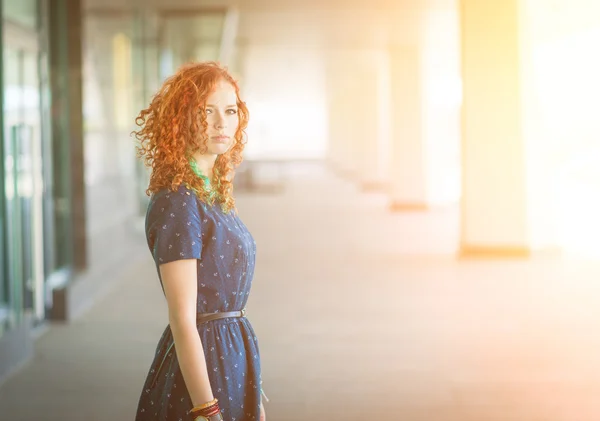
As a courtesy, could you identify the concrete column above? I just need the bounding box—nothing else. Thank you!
[388,8,462,212]
[388,45,429,211]
[356,51,390,191]
[325,50,360,178]
[325,49,390,186]
[459,0,559,257]
[218,7,239,66]
[49,0,86,270]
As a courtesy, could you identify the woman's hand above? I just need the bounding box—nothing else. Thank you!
[259,401,266,421]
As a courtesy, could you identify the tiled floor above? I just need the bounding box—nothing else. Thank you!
[1,166,599,421]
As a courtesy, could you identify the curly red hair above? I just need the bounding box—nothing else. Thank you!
[133,61,249,213]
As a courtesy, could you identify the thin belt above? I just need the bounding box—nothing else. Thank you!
[150,308,247,388]
[196,308,246,324]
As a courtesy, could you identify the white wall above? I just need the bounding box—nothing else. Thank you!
[421,8,462,206]
[238,45,328,160]
[523,0,600,256]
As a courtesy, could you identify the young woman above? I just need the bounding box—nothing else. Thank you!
[133,62,267,421]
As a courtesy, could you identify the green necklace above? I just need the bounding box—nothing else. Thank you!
[189,159,217,200]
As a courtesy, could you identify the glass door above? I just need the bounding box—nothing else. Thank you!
[2,19,44,327]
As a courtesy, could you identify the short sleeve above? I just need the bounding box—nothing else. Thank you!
[146,187,203,265]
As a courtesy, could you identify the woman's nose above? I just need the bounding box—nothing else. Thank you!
[215,114,226,129]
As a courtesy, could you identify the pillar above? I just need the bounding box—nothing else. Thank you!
[388,45,429,211]
[325,49,390,187]
[325,49,360,179]
[459,0,559,257]
[49,0,86,270]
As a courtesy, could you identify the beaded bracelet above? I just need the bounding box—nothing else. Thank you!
[190,404,220,418]
[191,405,220,417]
[188,398,220,418]
[189,398,218,413]
[190,409,222,421]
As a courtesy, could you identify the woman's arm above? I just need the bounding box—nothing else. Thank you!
[160,258,214,406]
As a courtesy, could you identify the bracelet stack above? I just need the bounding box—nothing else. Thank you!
[188,398,223,421]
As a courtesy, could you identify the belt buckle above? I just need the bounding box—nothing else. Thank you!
[241,308,246,317]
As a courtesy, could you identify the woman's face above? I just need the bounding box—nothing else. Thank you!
[200,80,239,155]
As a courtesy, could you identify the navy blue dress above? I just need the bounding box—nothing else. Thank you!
[135,185,262,421]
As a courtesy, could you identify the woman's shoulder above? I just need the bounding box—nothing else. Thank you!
[150,184,196,202]
[147,184,202,217]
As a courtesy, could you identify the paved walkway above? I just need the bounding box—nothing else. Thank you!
[2,165,600,421]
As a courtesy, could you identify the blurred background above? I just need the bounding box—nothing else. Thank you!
[0,0,600,420]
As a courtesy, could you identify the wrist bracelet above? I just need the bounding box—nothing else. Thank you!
[193,412,223,421]
[190,403,220,417]
[189,399,220,419]
[190,398,218,413]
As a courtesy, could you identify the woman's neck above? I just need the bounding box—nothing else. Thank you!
[191,152,216,178]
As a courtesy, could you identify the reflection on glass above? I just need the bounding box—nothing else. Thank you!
[161,13,225,79]
[3,0,37,29]
[2,41,43,326]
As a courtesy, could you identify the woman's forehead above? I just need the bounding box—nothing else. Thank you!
[205,81,236,104]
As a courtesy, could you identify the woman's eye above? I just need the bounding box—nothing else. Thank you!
[202,108,236,115]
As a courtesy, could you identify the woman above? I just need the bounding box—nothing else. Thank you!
[133,62,267,421]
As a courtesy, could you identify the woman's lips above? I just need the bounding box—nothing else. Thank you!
[211,135,229,143]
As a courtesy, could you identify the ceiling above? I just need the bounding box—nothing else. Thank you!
[84,0,454,12]
[84,0,458,49]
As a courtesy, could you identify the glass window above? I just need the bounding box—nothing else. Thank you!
[2,8,45,329]
[3,0,37,29]
[161,13,225,77]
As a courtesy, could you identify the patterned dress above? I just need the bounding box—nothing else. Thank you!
[135,185,262,421]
